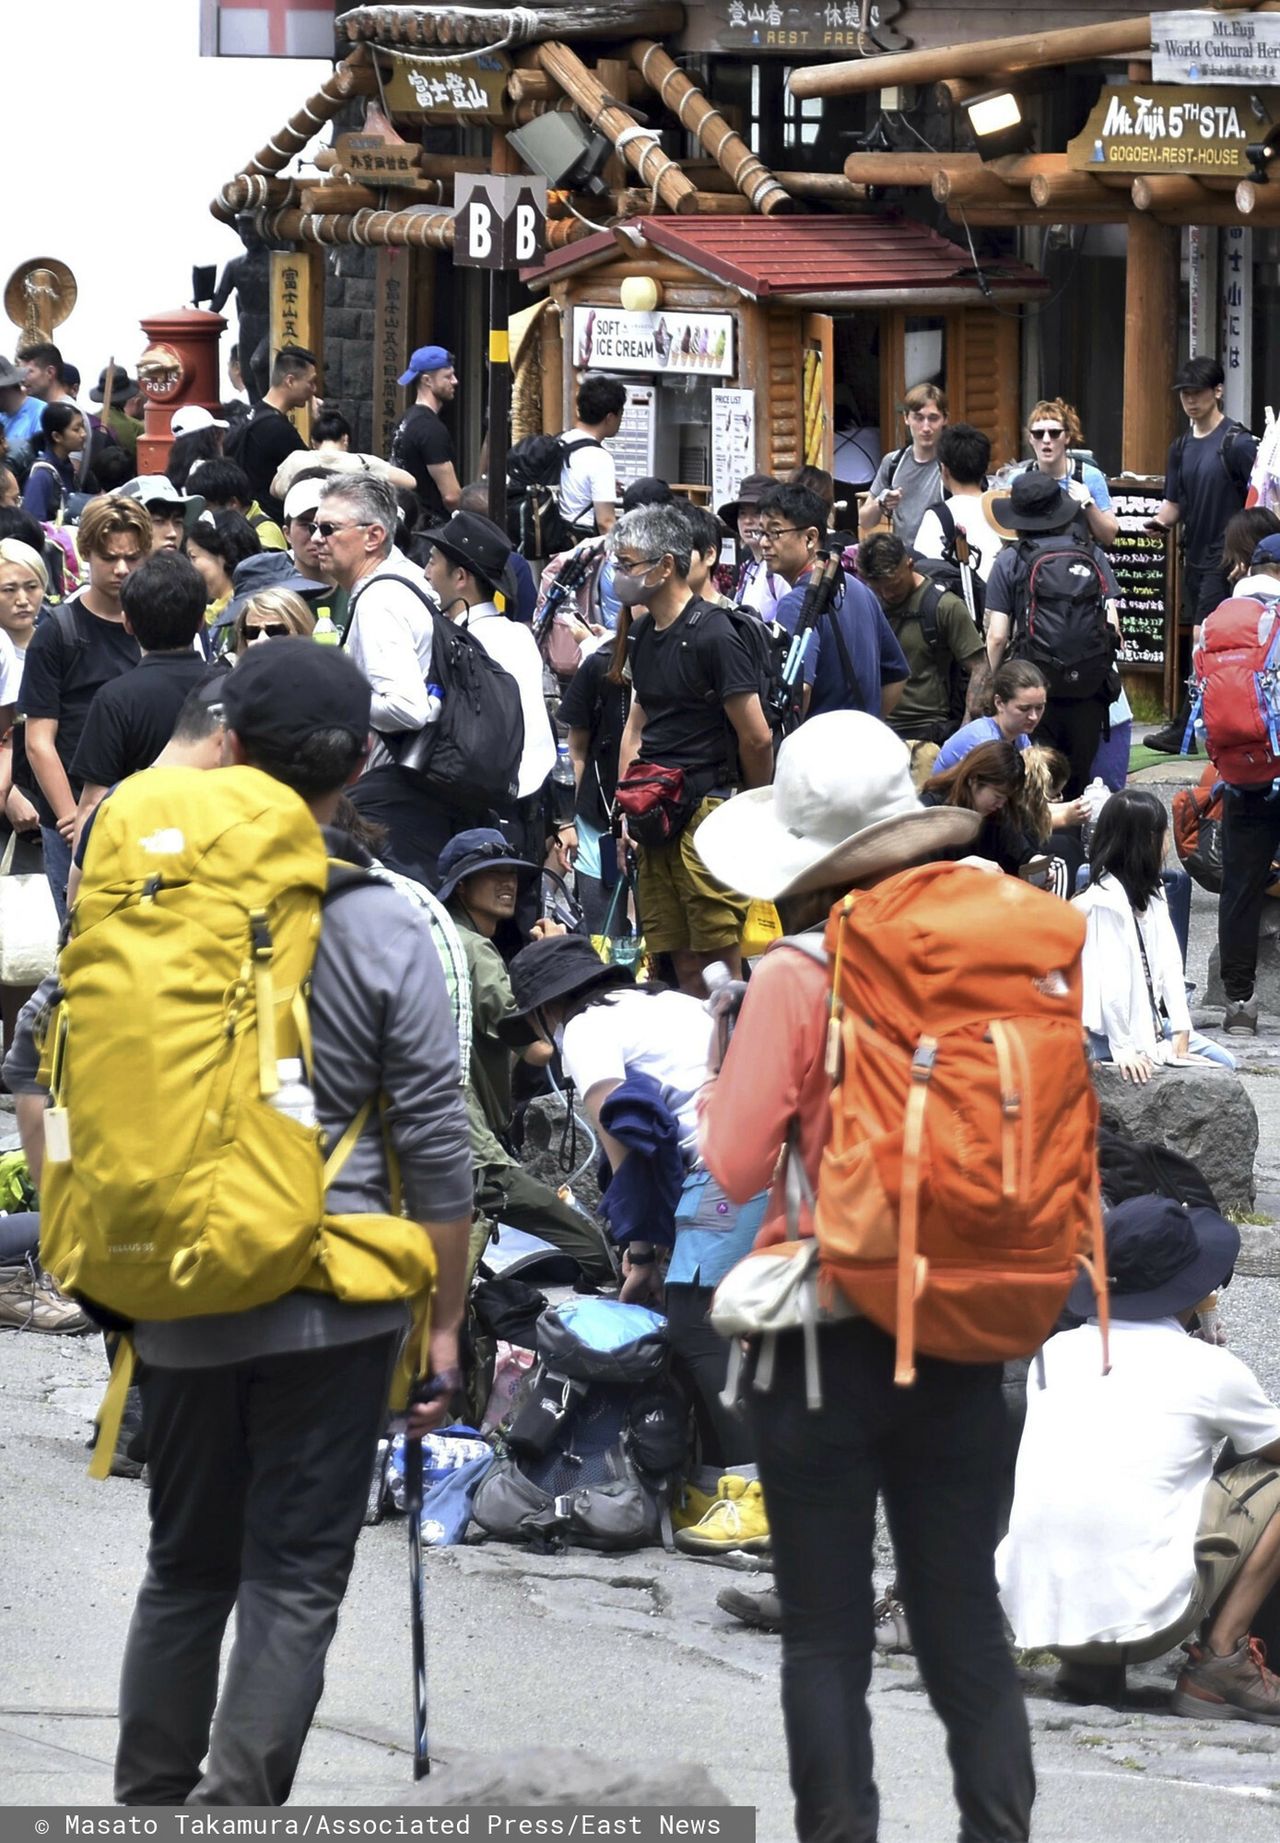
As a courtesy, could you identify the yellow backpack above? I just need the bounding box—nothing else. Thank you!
[39,766,438,1473]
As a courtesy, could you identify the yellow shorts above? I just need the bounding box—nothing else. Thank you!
[636,796,750,955]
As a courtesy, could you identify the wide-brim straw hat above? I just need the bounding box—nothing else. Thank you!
[694,711,980,903]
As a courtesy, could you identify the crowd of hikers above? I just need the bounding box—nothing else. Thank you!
[3,333,1280,1837]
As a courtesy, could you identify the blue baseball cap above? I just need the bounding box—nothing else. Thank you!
[399,344,453,387]
[1251,533,1280,568]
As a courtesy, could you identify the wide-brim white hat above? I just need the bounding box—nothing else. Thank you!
[695,712,980,902]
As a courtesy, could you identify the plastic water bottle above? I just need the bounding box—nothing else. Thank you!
[313,609,338,645]
[1080,777,1110,853]
[270,1057,317,1128]
[552,740,574,787]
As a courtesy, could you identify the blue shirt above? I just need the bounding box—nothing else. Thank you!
[775,568,908,717]
[1,395,44,461]
[934,715,1031,774]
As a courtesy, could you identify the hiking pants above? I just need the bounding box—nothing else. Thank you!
[348,764,458,886]
[747,1318,1034,1843]
[1034,695,1107,800]
[1219,781,1280,1003]
[115,1333,399,1807]
[475,1160,615,1287]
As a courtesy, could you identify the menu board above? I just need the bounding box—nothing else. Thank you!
[1105,480,1175,676]
[604,383,656,490]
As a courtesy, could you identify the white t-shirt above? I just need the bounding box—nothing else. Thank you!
[913,494,1006,584]
[562,988,713,1158]
[558,435,617,532]
[0,629,22,705]
[463,604,557,798]
[997,1319,1280,1648]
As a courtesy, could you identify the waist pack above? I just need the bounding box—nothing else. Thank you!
[1172,763,1280,897]
[1012,536,1114,700]
[37,769,438,1471]
[614,761,704,846]
[814,862,1107,1383]
[471,1298,688,1550]
[351,575,525,814]
[1190,594,1280,788]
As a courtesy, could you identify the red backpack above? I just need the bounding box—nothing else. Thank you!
[814,862,1107,1384]
[1192,594,1280,786]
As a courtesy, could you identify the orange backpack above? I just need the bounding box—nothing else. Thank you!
[815,861,1107,1384]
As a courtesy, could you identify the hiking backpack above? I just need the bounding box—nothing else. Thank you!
[890,572,972,728]
[1172,761,1280,895]
[38,768,439,1468]
[685,597,793,745]
[471,1298,689,1550]
[1172,417,1255,496]
[813,861,1106,1384]
[1189,594,1280,787]
[1010,534,1114,699]
[348,575,524,813]
[913,500,986,623]
[506,433,604,559]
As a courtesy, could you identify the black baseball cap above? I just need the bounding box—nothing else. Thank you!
[1172,355,1224,392]
[221,637,371,756]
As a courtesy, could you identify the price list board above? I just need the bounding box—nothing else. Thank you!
[1105,479,1179,713]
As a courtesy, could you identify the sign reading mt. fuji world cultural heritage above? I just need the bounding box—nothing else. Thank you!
[1153,9,1280,83]
[1067,83,1276,175]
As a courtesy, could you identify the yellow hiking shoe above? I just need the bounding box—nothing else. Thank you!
[674,1474,770,1555]
[671,1480,718,1532]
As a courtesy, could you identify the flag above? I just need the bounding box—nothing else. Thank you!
[201,0,335,58]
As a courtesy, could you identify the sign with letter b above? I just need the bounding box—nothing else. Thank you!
[455,175,548,270]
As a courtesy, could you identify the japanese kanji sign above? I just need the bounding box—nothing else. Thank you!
[199,0,334,58]
[714,0,904,53]
[269,250,314,441]
[1154,9,1280,85]
[384,49,511,117]
[335,134,435,189]
[1067,83,1277,175]
[454,176,548,272]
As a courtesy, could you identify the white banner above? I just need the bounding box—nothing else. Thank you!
[573,308,735,376]
[1152,9,1280,83]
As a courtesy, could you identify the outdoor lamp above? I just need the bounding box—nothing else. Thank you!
[964,89,1031,158]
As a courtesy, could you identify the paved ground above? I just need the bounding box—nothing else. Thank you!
[5,772,1280,1836]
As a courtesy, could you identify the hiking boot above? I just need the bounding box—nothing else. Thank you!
[0,1262,91,1334]
[671,1480,718,1533]
[1145,723,1197,755]
[674,1475,771,1555]
[1223,996,1259,1035]
[1055,1657,1126,1704]
[873,1589,913,1653]
[1172,1638,1280,1725]
[717,1583,782,1631]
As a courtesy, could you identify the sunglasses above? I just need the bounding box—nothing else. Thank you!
[1030,426,1065,440]
[314,519,372,539]
[246,623,291,639]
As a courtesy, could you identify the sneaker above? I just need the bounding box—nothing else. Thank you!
[0,1262,91,1334]
[873,1589,913,1653]
[717,1583,782,1631]
[671,1480,718,1533]
[1223,996,1259,1036]
[1145,724,1197,755]
[673,1475,771,1555]
[1172,1637,1280,1725]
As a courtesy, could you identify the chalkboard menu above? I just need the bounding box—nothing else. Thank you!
[1105,480,1175,682]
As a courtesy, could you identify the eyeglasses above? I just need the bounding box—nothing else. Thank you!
[1030,427,1065,440]
[246,623,291,639]
[291,518,318,534]
[760,526,802,541]
[613,555,661,572]
[314,519,372,539]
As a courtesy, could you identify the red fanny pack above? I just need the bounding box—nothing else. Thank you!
[614,762,700,846]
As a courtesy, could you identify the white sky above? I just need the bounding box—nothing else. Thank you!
[6,0,330,387]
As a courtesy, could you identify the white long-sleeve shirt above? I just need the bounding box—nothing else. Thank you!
[462,603,557,798]
[344,560,438,769]
[1074,872,1190,1059]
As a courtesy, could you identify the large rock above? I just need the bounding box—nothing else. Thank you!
[518,1091,605,1217]
[1091,1063,1258,1210]
[1205,913,1280,1010]
[405,1745,726,1806]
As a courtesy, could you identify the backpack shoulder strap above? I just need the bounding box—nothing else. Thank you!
[1071,456,1086,484]
[881,446,906,490]
[52,601,85,649]
[779,930,828,965]
[915,581,947,651]
[559,434,605,455]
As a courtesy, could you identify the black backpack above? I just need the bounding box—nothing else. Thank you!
[506,433,604,559]
[686,598,792,747]
[890,576,972,728]
[1010,535,1114,700]
[1172,416,1255,496]
[1096,1124,1218,1211]
[347,575,524,814]
[913,500,987,622]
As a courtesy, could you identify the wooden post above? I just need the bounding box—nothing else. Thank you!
[1123,215,1178,476]
[879,310,906,453]
[372,249,412,459]
[629,40,792,215]
[595,56,632,195]
[535,40,700,214]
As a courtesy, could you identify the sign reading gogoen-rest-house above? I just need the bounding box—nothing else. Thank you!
[1153,9,1280,84]
[1067,83,1276,175]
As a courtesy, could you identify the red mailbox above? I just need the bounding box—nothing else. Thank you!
[135,308,227,475]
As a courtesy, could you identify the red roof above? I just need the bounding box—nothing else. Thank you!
[524,214,1047,299]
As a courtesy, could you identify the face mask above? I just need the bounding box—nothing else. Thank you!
[613,565,658,608]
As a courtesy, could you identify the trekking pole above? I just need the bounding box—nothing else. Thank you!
[771,548,844,729]
[403,1433,430,1778]
[535,543,599,654]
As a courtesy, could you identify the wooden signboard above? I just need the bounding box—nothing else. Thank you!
[269,250,314,443]
[1105,479,1178,709]
[711,0,906,51]
[335,133,433,189]
[1068,83,1275,175]
[384,48,510,117]
[1153,9,1280,85]
[372,250,411,462]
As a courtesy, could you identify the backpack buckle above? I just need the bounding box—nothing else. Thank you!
[249,911,273,961]
[911,1040,937,1081]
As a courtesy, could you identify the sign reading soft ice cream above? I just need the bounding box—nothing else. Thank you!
[573,308,735,376]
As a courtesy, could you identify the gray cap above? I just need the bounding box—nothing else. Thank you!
[0,357,23,390]
[118,475,206,533]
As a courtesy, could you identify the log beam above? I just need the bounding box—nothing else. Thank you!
[1132,176,1224,213]
[844,152,980,186]
[630,39,791,215]
[794,16,1160,99]
[535,40,699,215]
[1029,171,1118,210]
[506,66,647,103]
[932,167,1021,206]
[337,4,687,46]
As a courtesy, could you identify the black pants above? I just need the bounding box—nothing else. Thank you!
[115,1334,399,1807]
[1035,696,1107,800]
[348,764,460,887]
[747,1319,1034,1843]
[666,1280,753,1469]
[1219,782,1280,1002]
[475,1160,615,1287]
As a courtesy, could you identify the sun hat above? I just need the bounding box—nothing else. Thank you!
[989,471,1079,536]
[505,934,634,1024]
[717,472,777,526]
[423,508,513,597]
[693,711,980,903]
[434,828,538,905]
[1066,1195,1239,1323]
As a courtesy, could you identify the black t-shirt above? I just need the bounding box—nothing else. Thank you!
[629,600,759,780]
[392,405,454,522]
[1164,418,1257,571]
[70,650,211,789]
[557,645,632,831]
[18,601,140,825]
[233,405,305,520]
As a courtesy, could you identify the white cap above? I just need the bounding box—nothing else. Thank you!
[283,476,328,523]
[170,404,229,438]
